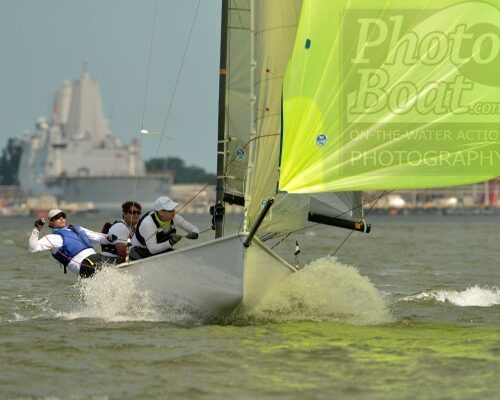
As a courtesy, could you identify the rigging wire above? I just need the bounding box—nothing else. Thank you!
[268,190,394,251]
[139,0,159,132]
[132,0,202,205]
[132,0,160,204]
[176,183,210,213]
[329,190,392,256]
[149,0,202,167]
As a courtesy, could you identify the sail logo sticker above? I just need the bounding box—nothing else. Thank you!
[316,134,327,147]
[235,148,246,161]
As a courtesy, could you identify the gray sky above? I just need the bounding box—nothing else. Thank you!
[0,0,221,173]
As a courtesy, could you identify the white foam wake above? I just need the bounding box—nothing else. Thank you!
[58,266,208,324]
[401,285,500,307]
[244,256,392,325]
[58,267,162,322]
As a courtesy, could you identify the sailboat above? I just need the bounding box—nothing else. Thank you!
[119,0,500,317]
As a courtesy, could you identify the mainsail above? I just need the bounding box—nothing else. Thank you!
[280,0,500,193]
[223,1,251,199]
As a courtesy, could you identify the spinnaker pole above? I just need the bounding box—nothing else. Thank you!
[243,198,275,248]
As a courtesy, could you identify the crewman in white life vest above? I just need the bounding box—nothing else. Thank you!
[29,208,114,278]
[129,196,199,261]
[101,201,142,264]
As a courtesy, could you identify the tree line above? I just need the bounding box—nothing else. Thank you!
[0,139,22,185]
[145,157,215,184]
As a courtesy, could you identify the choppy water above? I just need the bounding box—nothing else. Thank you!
[1,213,499,399]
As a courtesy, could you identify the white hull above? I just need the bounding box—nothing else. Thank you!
[118,233,295,317]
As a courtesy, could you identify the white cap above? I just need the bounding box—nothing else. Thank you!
[47,208,64,219]
[154,196,178,211]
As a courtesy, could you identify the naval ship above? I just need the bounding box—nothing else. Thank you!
[17,71,172,209]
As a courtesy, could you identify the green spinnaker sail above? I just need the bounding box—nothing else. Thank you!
[280,0,500,193]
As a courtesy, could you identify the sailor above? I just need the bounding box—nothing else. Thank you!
[101,201,142,264]
[129,196,199,261]
[29,208,114,278]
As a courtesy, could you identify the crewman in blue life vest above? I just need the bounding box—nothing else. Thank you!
[29,208,114,278]
[100,201,142,264]
[129,196,199,261]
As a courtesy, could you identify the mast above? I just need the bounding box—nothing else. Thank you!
[214,0,229,238]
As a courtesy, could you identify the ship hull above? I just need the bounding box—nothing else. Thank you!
[39,176,171,208]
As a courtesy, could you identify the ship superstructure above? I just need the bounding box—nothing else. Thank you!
[18,71,171,208]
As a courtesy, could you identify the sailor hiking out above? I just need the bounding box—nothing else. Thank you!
[129,196,199,261]
[101,201,142,264]
[29,208,114,277]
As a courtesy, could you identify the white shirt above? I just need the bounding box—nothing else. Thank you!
[29,227,108,276]
[108,220,131,244]
[101,220,131,259]
[131,212,199,255]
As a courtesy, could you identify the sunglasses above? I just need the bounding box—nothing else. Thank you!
[127,210,141,215]
[50,212,66,221]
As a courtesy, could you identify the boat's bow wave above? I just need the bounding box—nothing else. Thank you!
[400,286,500,307]
[235,257,392,326]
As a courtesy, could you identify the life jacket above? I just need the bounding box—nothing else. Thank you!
[100,221,115,234]
[100,220,127,256]
[134,211,175,246]
[51,225,93,273]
